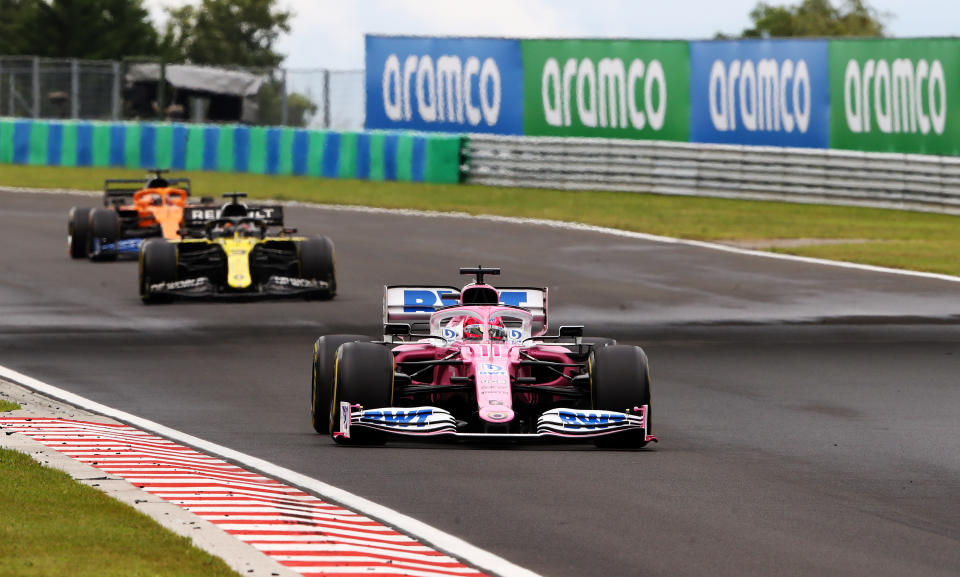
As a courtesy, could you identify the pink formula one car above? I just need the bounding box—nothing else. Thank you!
[311,267,656,448]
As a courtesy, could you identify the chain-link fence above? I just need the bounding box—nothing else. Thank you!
[285,68,364,131]
[0,56,364,130]
[0,57,121,120]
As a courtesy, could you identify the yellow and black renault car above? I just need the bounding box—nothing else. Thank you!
[138,194,336,303]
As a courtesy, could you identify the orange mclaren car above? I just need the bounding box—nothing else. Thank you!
[67,170,214,261]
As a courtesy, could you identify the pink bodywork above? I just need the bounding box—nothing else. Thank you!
[392,303,576,425]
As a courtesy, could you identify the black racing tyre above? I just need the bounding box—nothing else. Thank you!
[590,345,653,449]
[68,207,91,259]
[299,236,336,300]
[139,239,177,304]
[311,334,369,435]
[583,337,617,348]
[330,342,394,445]
[87,208,119,261]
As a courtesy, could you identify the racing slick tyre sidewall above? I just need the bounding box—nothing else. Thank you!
[87,208,119,261]
[140,239,177,304]
[299,236,336,300]
[311,334,369,435]
[590,345,652,449]
[68,207,91,259]
[331,342,394,445]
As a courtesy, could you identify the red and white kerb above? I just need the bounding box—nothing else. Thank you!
[0,418,487,577]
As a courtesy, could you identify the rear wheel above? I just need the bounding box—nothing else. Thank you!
[331,342,394,445]
[311,334,369,434]
[590,345,652,449]
[140,239,177,304]
[87,208,119,261]
[68,207,91,259]
[299,236,336,300]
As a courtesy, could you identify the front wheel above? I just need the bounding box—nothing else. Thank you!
[311,334,369,434]
[331,342,394,445]
[590,345,653,449]
[299,236,336,300]
[87,208,119,261]
[68,207,91,259]
[140,239,177,304]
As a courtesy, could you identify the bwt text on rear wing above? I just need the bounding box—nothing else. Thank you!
[383,285,548,332]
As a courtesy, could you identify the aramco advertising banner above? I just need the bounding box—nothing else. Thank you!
[521,39,690,140]
[829,38,960,155]
[365,35,523,134]
[690,39,830,148]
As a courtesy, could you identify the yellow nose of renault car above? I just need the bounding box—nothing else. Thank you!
[138,193,336,303]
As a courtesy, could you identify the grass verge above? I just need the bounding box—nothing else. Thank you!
[2,164,960,276]
[0,447,240,577]
[0,395,238,576]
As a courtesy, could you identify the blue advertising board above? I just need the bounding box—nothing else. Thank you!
[365,35,523,134]
[690,39,829,148]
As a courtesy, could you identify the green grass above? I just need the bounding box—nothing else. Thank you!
[0,400,20,412]
[3,164,960,276]
[0,448,240,577]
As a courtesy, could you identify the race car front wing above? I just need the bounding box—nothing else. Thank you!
[336,403,657,443]
[146,275,331,298]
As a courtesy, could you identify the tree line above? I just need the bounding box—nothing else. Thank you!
[1,0,887,65]
[0,0,290,68]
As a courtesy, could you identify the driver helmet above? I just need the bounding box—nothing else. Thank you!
[215,221,235,237]
[237,221,255,236]
[488,318,507,342]
[463,318,484,341]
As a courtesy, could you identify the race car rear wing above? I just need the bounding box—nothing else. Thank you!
[180,204,285,228]
[103,178,192,206]
[383,285,548,334]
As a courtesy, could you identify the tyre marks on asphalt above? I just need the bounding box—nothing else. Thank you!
[0,418,486,577]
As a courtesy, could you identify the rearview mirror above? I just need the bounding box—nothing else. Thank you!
[558,325,583,340]
[384,323,411,336]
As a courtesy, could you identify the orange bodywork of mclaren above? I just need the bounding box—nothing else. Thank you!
[127,188,189,239]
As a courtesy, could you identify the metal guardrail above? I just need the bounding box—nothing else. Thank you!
[464,135,960,215]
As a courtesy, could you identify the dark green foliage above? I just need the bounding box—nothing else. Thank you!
[740,0,887,38]
[1,0,291,67]
[0,0,42,55]
[160,0,291,67]
[0,0,159,59]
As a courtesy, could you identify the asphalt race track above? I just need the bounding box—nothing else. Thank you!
[2,188,959,577]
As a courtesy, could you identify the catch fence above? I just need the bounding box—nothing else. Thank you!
[0,56,363,130]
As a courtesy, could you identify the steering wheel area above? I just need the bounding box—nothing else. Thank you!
[204,216,267,239]
[134,187,188,210]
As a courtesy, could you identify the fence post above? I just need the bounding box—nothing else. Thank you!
[111,61,121,120]
[32,56,40,118]
[322,69,330,129]
[157,61,166,120]
[71,58,80,119]
[280,68,288,126]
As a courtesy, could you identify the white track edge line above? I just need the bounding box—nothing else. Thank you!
[0,364,543,577]
[6,185,959,284]
[289,200,960,284]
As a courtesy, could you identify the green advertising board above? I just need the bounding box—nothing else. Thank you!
[523,39,689,140]
[830,38,960,155]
